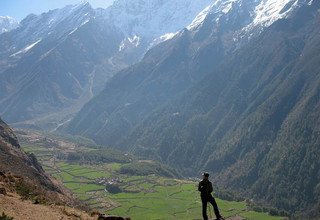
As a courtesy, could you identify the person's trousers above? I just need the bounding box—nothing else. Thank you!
[201,195,221,220]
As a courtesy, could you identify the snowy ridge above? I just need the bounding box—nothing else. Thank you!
[187,5,213,30]
[157,33,177,43]
[238,0,304,37]
[0,16,19,34]
[19,2,93,40]
[252,0,299,27]
[187,0,304,39]
[103,0,212,39]
[1,0,310,62]
[149,32,178,49]
[4,2,94,58]
[187,0,240,31]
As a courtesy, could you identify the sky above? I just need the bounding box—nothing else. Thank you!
[0,0,115,21]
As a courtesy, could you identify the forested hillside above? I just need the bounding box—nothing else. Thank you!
[129,3,320,216]
[126,3,320,216]
[67,1,320,216]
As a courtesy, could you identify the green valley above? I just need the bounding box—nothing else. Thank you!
[17,130,286,220]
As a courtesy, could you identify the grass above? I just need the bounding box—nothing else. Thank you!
[59,172,75,182]
[104,180,283,220]
[108,163,122,171]
[21,140,285,220]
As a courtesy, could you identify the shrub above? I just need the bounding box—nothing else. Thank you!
[0,212,14,220]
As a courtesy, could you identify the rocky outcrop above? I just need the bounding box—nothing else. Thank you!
[0,118,64,202]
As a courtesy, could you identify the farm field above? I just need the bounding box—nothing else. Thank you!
[18,130,286,220]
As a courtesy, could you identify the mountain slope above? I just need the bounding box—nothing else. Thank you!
[124,2,320,215]
[0,3,125,128]
[0,1,215,129]
[96,0,214,64]
[0,118,99,219]
[0,117,64,202]
[67,0,305,156]
[68,0,320,216]
[103,0,212,38]
[66,0,266,146]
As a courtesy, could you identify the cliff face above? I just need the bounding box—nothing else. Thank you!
[0,118,130,219]
[0,118,64,201]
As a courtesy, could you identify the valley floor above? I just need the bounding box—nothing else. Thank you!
[17,129,286,220]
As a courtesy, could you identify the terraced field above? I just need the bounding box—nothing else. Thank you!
[18,130,286,220]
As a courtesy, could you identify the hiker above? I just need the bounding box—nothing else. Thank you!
[198,172,224,220]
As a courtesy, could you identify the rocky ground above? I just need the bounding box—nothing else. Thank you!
[0,191,95,220]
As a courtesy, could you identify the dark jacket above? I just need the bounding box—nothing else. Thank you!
[198,179,213,198]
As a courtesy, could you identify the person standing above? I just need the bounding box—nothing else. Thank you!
[198,172,224,220]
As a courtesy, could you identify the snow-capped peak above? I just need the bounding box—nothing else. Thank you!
[186,0,240,31]
[103,0,213,39]
[19,3,93,41]
[2,3,94,59]
[186,0,304,39]
[252,0,299,27]
[187,4,213,30]
[0,16,19,34]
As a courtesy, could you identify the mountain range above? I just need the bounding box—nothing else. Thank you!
[0,0,210,129]
[1,0,320,217]
[66,0,320,216]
